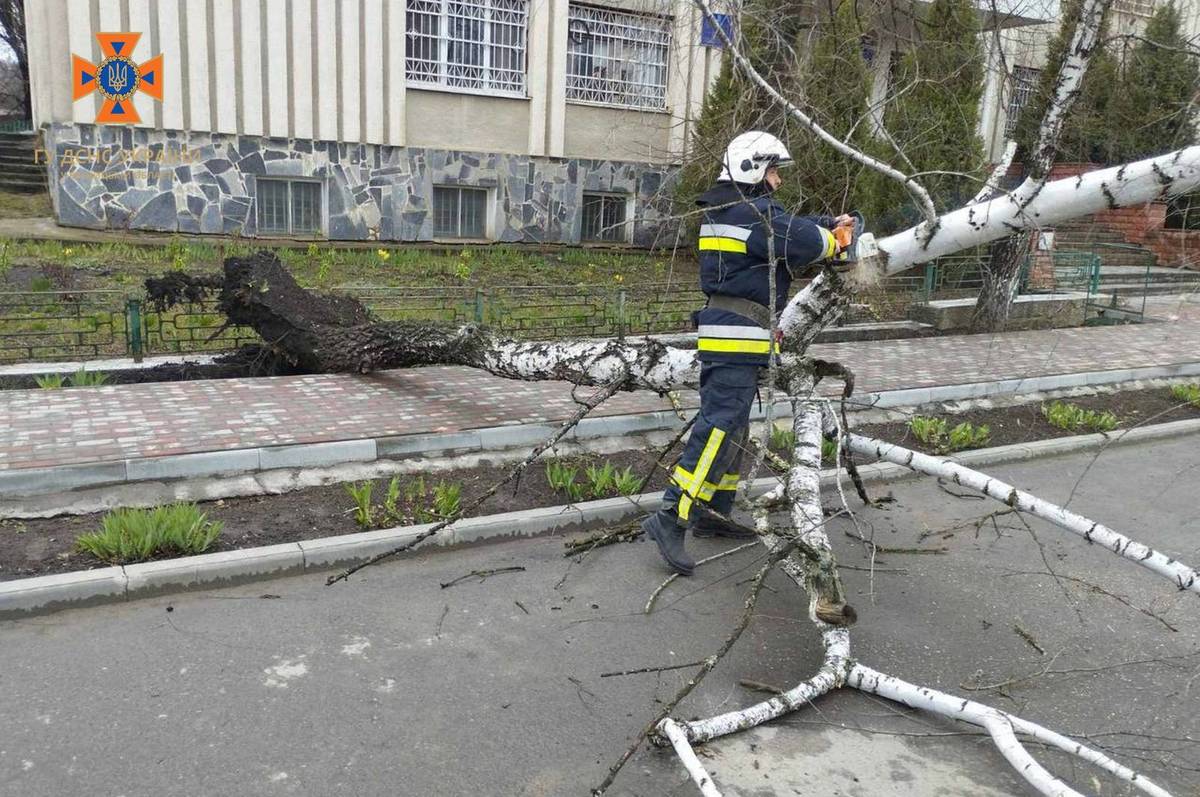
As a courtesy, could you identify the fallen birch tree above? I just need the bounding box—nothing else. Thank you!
[145,0,1200,790]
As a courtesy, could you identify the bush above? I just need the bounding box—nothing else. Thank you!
[432,481,462,518]
[546,461,585,502]
[770,424,797,451]
[908,416,991,454]
[1042,401,1118,433]
[585,462,616,499]
[345,481,374,528]
[947,422,991,451]
[77,504,223,564]
[613,466,643,497]
[69,367,108,388]
[1169,383,1200,408]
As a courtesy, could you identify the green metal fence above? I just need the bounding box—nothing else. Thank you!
[0,289,129,364]
[0,118,32,134]
[9,250,1170,366]
[0,282,711,365]
[0,268,996,366]
[918,256,988,299]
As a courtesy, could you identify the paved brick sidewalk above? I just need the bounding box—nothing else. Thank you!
[2,317,1198,471]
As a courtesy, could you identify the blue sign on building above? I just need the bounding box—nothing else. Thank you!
[700,13,733,48]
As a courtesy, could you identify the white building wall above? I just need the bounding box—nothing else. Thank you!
[979,0,1200,161]
[26,0,718,165]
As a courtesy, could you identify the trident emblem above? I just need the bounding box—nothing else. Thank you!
[106,61,129,95]
[72,32,164,125]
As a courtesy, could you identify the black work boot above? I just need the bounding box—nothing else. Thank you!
[691,514,757,540]
[642,509,695,576]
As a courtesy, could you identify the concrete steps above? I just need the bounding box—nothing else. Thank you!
[0,132,47,194]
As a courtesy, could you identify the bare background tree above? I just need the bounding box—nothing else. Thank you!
[0,0,29,123]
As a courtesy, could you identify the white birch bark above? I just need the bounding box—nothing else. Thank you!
[417,144,1200,396]
[1024,0,1112,184]
[689,0,940,227]
[845,433,1200,593]
[971,141,1019,205]
[877,146,1200,274]
[477,335,702,392]
[972,0,1110,331]
[660,719,723,796]
[652,402,1175,796]
[678,628,850,744]
[847,664,1174,797]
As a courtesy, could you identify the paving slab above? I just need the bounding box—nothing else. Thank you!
[0,311,1197,477]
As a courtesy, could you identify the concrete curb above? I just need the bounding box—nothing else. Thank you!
[0,354,218,378]
[3,418,1197,620]
[4,361,1200,502]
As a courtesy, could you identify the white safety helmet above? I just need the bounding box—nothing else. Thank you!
[719,131,793,185]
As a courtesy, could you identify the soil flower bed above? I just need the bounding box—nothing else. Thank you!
[1,387,1197,582]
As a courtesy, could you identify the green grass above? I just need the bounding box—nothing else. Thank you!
[0,191,52,220]
[1041,401,1119,433]
[76,504,223,564]
[0,237,689,293]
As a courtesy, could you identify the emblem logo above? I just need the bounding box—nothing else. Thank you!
[72,33,164,125]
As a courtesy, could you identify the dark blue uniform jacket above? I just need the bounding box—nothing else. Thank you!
[694,182,839,365]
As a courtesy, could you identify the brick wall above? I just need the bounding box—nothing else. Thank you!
[1141,230,1200,270]
[1046,163,1200,270]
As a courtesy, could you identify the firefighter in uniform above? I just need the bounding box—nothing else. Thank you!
[642,130,853,575]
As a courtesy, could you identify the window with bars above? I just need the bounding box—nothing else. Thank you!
[1004,66,1042,137]
[433,186,490,239]
[566,4,671,111]
[581,193,629,242]
[256,179,323,236]
[406,0,529,95]
[1114,0,1156,16]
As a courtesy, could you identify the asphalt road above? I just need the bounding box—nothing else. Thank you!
[2,438,1198,796]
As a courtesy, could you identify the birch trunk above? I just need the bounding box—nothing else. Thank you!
[846,433,1200,593]
[970,0,1112,331]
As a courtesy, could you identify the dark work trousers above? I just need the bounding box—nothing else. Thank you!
[661,361,759,522]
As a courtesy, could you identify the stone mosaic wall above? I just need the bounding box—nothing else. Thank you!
[43,124,678,246]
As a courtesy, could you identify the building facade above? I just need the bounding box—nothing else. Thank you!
[25,0,725,245]
[27,0,1192,246]
[979,0,1200,162]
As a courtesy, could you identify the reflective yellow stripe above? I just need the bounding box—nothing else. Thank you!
[697,338,780,355]
[698,237,749,254]
[672,465,694,490]
[675,466,714,499]
[678,493,693,520]
[700,474,738,495]
[691,428,725,496]
[819,228,838,260]
[675,428,726,520]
